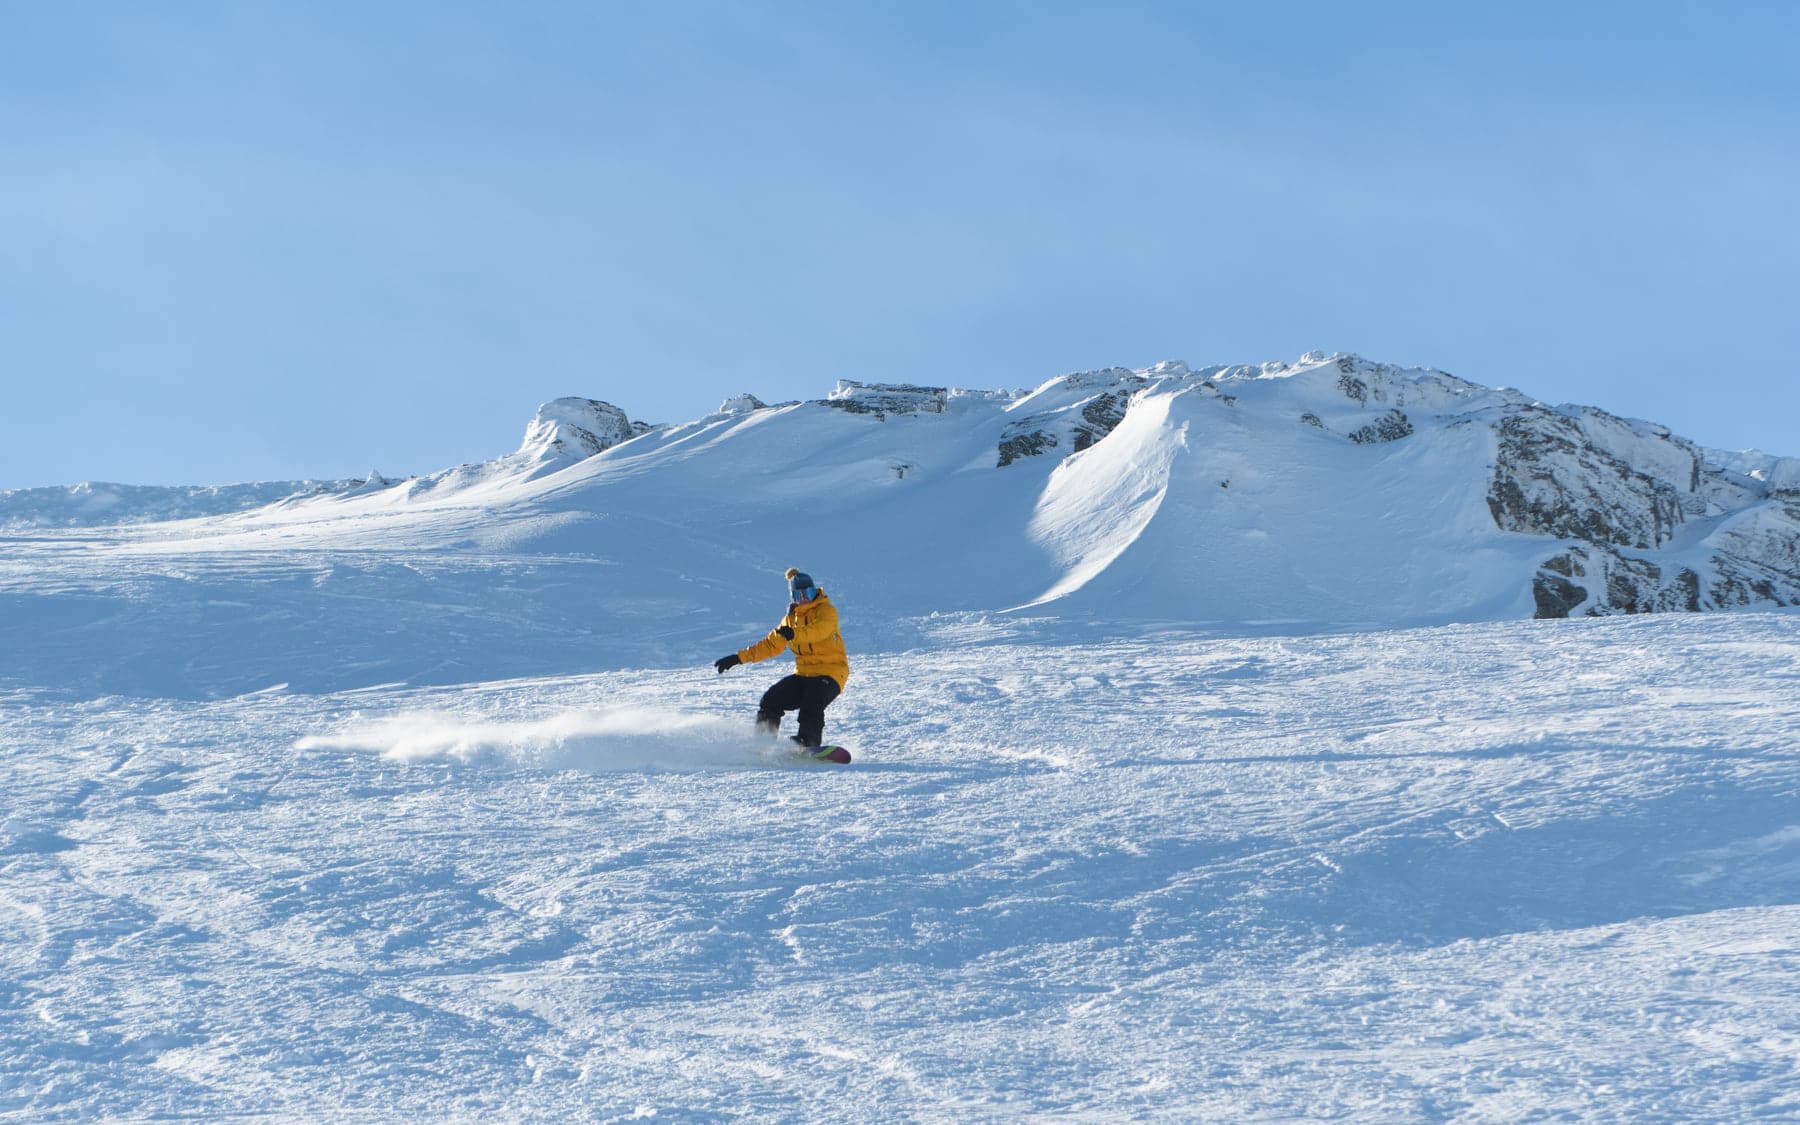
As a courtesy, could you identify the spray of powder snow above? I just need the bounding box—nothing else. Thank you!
[296,706,791,771]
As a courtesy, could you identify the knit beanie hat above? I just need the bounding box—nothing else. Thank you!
[786,567,817,602]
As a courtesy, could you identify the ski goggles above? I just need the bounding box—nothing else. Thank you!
[790,584,817,604]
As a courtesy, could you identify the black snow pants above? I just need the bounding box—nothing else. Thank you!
[757,673,842,747]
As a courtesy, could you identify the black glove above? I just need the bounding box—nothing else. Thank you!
[776,625,795,641]
[714,654,741,674]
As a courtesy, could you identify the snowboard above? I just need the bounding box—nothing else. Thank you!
[795,744,852,764]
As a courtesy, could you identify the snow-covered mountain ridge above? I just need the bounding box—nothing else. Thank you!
[0,397,651,527]
[831,352,1800,619]
[2,352,1796,696]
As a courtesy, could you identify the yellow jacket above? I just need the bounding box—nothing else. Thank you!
[737,591,850,689]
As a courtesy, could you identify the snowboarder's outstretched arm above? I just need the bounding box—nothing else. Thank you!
[737,620,795,666]
[715,617,791,673]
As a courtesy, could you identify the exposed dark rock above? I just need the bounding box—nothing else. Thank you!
[1676,568,1703,612]
[1708,556,1798,608]
[1300,413,1324,429]
[997,430,1058,468]
[1487,408,1684,551]
[1597,555,1709,615]
[996,381,1142,467]
[824,381,948,419]
[1072,392,1131,452]
[1348,410,1414,445]
[1606,562,1659,613]
[1533,572,1588,618]
[1541,551,1582,578]
[1528,539,1789,618]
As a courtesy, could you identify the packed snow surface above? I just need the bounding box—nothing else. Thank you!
[5,613,1800,1119]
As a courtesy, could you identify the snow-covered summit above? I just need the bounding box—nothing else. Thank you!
[374,396,657,501]
[517,397,649,465]
[506,397,653,479]
[718,393,767,414]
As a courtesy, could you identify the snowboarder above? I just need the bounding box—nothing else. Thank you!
[714,568,849,748]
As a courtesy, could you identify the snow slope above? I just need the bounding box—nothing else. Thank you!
[4,613,1798,1119]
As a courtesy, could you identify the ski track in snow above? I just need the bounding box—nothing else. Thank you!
[4,613,1800,1120]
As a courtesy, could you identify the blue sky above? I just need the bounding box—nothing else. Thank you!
[3,1,1796,488]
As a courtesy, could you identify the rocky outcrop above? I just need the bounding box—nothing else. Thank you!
[1702,501,1800,606]
[1348,409,1414,445]
[1531,546,1702,618]
[719,393,767,414]
[1488,407,1685,551]
[996,369,1147,468]
[824,381,948,418]
[1074,391,1132,451]
[1532,570,1590,619]
[1767,460,1800,498]
[1529,533,1800,619]
[1281,354,1476,445]
[997,429,1059,468]
[1489,404,1800,617]
[519,398,650,464]
[398,397,656,493]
